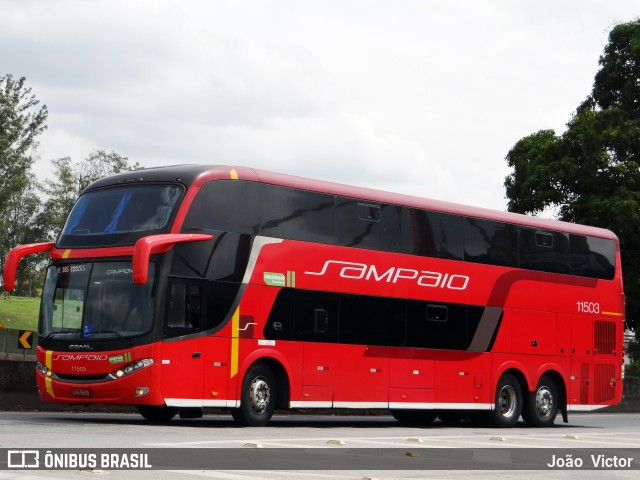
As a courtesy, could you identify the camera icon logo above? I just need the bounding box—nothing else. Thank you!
[7,450,40,469]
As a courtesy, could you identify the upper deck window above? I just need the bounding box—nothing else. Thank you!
[335,197,401,251]
[261,185,335,243]
[182,180,260,234]
[58,184,184,248]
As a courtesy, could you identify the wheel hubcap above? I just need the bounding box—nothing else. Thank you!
[498,385,517,417]
[535,386,553,417]
[249,376,270,413]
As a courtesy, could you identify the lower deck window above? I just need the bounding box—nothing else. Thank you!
[264,288,484,351]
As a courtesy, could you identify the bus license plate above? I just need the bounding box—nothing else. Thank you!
[71,388,91,397]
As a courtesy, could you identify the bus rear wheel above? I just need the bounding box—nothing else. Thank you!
[490,373,522,428]
[231,363,276,427]
[137,405,178,423]
[522,375,559,427]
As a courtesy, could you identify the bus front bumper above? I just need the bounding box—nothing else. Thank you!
[35,364,165,405]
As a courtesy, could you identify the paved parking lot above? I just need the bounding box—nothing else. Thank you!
[0,411,639,479]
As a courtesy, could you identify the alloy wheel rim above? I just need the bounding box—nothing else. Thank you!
[249,376,270,413]
[498,385,517,417]
[535,386,553,417]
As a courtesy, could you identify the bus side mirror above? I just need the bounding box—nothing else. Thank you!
[2,242,55,291]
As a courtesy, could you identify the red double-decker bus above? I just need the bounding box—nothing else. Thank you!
[3,165,624,427]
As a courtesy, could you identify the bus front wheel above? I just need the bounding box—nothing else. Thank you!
[522,375,559,427]
[490,373,523,428]
[231,362,277,427]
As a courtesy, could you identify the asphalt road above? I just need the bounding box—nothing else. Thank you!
[0,411,639,479]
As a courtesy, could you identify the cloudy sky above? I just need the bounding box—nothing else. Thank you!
[2,0,639,212]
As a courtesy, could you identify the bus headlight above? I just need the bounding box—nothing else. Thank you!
[110,359,154,380]
[36,361,53,377]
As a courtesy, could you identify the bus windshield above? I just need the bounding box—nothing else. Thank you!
[39,262,156,340]
[58,184,184,247]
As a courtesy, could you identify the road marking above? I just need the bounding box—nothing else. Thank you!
[163,470,356,479]
[147,432,640,450]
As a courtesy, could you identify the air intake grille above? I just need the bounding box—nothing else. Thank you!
[594,320,616,355]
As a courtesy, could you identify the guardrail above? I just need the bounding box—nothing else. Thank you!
[0,328,37,361]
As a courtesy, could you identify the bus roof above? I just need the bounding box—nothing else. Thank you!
[252,168,618,241]
[85,164,617,241]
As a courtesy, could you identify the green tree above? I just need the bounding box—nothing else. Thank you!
[42,150,140,239]
[504,19,640,336]
[0,75,48,210]
[0,75,48,291]
[626,338,640,377]
[0,178,48,295]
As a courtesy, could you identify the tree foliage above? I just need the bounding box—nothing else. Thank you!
[0,74,48,211]
[0,75,48,293]
[504,19,640,335]
[0,178,48,295]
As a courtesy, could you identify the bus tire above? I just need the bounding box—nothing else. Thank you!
[490,373,522,428]
[231,362,276,427]
[137,405,178,423]
[390,410,437,425]
[522,375,559,427]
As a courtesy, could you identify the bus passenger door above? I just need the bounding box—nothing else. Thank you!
[160,283,206,404]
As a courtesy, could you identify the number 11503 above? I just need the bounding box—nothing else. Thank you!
[577,301,600,314]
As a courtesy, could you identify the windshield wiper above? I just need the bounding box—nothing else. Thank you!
[39,329,80,347]
[91,329,132,348]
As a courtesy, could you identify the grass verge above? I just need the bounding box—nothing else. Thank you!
[0,296,40,331]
